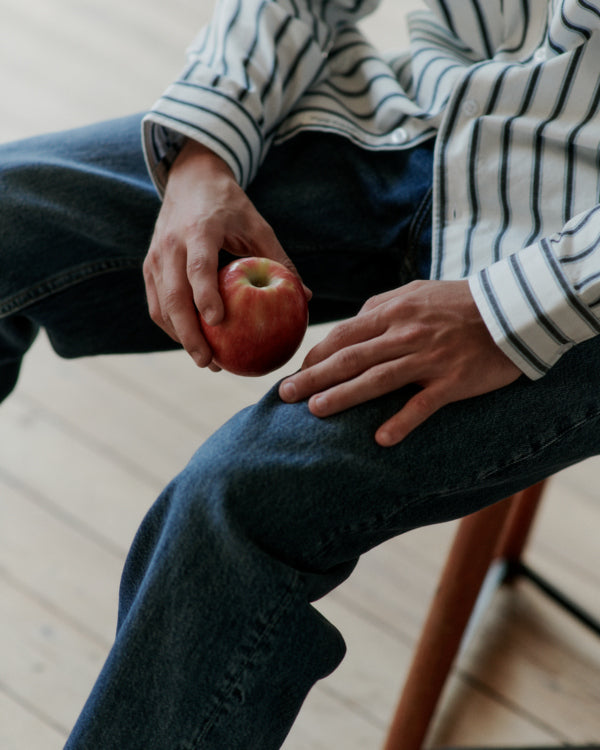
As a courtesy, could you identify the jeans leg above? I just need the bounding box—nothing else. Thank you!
[0,315,39,401]
[0,114,172,400]
[65,335,600,749]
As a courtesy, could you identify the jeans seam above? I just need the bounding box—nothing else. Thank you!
[473,406,600,482]
[406,186,432,268]
[0,256,142,317]
[183,572,302,750]
[312,405,600,563]
[391,185,432,284]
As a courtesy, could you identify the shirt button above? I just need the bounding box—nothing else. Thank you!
[462,99,479,116]
[390,127,407,144]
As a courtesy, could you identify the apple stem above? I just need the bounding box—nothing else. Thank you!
[248,273,270,288]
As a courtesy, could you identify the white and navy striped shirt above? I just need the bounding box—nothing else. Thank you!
[142,0,600,379]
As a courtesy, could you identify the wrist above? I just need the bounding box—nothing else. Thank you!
[164,138,238,202]
[173,138,235,178]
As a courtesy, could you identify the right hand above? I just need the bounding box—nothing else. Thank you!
[143,139,310,368]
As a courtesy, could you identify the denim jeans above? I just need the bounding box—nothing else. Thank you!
[2,115,600,749]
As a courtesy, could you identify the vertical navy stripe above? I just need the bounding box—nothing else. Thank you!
[463,67,511,275]
[470,0,494,58]
[524,46,582,246]
[433,69,477,279]
[435,0,458,37]
[220,0,243,76]
[563,68,600,223]
[493,63,543,262]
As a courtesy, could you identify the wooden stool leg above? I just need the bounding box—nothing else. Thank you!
[383,497,516,750]
[494,480,546,563]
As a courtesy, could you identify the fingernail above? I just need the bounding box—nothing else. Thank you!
[202,306,217,326]
[311,395,326,413]
[190,350,210,368]
[280,381,296,401]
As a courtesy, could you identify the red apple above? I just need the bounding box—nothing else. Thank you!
[200,257,309,376]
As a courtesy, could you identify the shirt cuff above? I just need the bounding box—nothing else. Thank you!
[469,240,600,380]
[141,77,265,197]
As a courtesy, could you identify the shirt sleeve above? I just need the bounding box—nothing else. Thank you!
[142,0,381,196]
[469,204,600,379]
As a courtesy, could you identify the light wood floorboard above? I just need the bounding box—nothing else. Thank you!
[1,1,599,748]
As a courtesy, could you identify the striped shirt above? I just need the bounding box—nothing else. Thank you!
[142,0,600,379]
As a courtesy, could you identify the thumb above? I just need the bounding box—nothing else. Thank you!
[187,236,225,327]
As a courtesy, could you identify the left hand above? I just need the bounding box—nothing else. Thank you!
[279,280,522,446]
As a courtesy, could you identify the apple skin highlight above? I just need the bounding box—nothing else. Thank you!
[200,257,309,376]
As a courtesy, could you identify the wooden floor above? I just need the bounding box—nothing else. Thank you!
[1,1,599,748]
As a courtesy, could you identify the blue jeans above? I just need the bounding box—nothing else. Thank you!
[1,115,599,749]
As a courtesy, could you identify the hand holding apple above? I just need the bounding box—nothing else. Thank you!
[200,257,309,376]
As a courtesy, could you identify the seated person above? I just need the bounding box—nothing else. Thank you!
[1,0,599,747]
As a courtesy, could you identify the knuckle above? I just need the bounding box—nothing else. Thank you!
[143,246,160,275]
[146,293,160,319]
[158,230,180,255]
[361,293,384,313]
[162,287,184,315]
[399,324,420,345]
[327,323,351,349]
[335,346,362,375]
[186,253,212,279]
[371,364,398,393]
[142,256,152,280]
[410,389,439,417]
[147,303,163,326]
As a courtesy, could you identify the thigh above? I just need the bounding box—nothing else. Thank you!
[0,114,176,356]
[0,113,159,306]
[175,335,600,598]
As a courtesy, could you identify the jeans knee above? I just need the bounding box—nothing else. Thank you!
[158,424,311,572]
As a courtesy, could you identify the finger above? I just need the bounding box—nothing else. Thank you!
[159,263,213,367]
[375,384,447,447]
[143,262,180,344]
[305,355,425,418]
[280,332,410,404]
[300,312,388,371]
[186,232,224,326]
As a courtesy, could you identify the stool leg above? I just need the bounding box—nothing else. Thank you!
[494,480,546,564]
[382,497,516,750]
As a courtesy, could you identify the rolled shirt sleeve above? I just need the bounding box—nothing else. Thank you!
[142,0,381,195]
[469,205,600,379]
